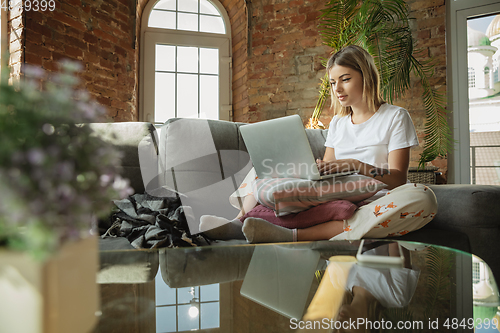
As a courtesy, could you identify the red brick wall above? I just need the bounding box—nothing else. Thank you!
[240,0,330,124]
[399,0,447,170]
[239,0,447,171]
[11,0,446,170]
[22,0,138,121]
[220,0,249,122]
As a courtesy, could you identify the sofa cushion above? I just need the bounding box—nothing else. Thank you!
[158,118,252,234]
[305,128,329,160]
[86,122,158,194]
[252,175,386,216]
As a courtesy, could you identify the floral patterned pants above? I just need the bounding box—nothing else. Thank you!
[330,183,438,240]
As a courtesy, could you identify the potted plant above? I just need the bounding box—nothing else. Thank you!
[308,0,452,167]
[0,61,133,333]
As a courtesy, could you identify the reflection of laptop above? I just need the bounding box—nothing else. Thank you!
[240,114,353,180]
[240,245,321,319]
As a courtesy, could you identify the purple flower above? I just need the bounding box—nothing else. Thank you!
[23,65,46,79]
[56,161,75,181]
[27,148,45,166]
[112,176,133,198]
[42,123,55,135]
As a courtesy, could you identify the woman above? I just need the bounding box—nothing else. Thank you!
[200,45,437,243]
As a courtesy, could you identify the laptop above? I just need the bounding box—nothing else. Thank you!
[239,245,321,319]
[239,114,353,180]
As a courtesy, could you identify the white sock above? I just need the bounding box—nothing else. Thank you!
[199,215,245,240]
[242,217,295,243]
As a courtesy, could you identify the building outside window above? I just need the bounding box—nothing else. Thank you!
[467,15,500,185]
[469,67,476,88]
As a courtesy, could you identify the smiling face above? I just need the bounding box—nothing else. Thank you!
[329,65,366,113]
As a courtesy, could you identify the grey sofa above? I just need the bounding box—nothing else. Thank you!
[91,119,500,283]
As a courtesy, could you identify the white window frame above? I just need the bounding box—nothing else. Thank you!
[139,0,232,124]
[447,0,500,183]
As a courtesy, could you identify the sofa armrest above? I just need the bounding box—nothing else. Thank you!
[98,237,159,284]
[86,122,158,194]
[429,184,500,229]
[428,184,500,282]
[160,243,254,288]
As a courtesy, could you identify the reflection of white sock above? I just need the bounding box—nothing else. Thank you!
[199,215,245,240]
[242,218,294,243]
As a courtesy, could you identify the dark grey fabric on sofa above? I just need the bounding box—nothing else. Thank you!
[405,184,500,281]
[91,119,500,283]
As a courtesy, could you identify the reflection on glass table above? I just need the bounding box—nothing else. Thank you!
[92,239,499,333]
[156,280,220,332]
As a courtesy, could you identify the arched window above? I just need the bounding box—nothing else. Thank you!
[468,67,476,88]
[140,0,232,125]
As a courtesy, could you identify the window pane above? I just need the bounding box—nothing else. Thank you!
[178,0,198,13]
[149,10,176,29]
[200,75,218,119]
[178,304,199,331]
[200,48,218,74]
[177,74,199,118]
[200,284,219,302]
[153,0,176,10]
[156,44,175,72]
[200,15,225,34]
[200,0,220,15]
[177,286,197,304]
[178,12,198,32]
[177,46,198,73]
[155,273,176,305]
[155,72,175,122]
[156,306,176,332]
[201,302,219,329]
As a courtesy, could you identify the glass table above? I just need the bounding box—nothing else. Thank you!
[92,239,500,333]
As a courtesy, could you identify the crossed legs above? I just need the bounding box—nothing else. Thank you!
[200,194,345,242]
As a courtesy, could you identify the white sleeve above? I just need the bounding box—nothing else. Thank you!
[387,109,419,152]
[324,116,339,148]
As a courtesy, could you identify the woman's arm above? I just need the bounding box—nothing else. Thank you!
[322,147,336,162]
[317,147,410,190]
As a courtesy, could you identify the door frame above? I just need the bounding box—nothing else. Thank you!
[447,0,500,183]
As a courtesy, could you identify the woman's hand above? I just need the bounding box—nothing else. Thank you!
[320,147,409,189]
[316,158,361,175]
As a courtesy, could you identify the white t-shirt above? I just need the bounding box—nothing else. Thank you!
[324,103,419,169]
[345,264,420,308]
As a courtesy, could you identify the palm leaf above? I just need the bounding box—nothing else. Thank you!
[311,0,452,166]
[383,308,422,333]
[423,246,454,319]
[411,57,453,166]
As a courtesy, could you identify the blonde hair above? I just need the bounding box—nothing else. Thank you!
[326,45,385,117]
